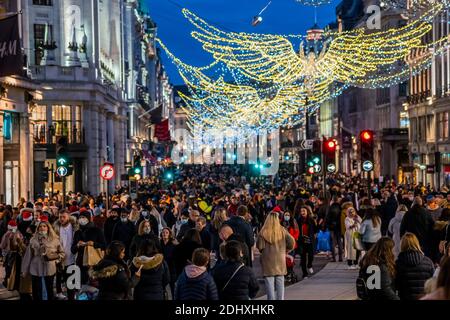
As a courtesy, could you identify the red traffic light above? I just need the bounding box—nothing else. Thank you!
[327,140,336,149]
[360,130,373,141]
[307,167,315,174]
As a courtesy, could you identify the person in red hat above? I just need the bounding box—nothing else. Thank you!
[18,209,34,241]
[1,220,25,291]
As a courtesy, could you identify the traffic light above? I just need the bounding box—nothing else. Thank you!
[360,130,374,172]
[306,155,321,174]
[56,136,71,177]
[323,137,337,167]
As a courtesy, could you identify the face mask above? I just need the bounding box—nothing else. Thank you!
[79,218,89,226]
[39,231,48,237]
[284,216,290,222]
[181,219,188,224]
[121,217,128,223]
[141,211,148,217]
[10,228,17,233]
[143,227,151,234]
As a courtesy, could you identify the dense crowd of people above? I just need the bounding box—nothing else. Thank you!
[0,165,449,301]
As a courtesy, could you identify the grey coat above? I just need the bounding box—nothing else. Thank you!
[21,235,65,277]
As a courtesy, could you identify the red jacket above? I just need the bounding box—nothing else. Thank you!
[289,227,300,249]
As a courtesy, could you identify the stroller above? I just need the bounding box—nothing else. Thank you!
[285,254,298,284]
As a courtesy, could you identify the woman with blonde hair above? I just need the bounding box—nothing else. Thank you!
[257,208,295,300]
[21,218,65,300]
[210,207,229,256]
[344,207,362,269]
[395,232,434,300]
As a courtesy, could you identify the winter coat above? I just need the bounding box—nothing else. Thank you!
[71,222,106,267]
[176,220,196,242]
[388,211,405,257]
[345,215,362,261]
[400,205,435,255]
[226,233,251,267]
[359,263,399,300]
[426,206,443,222]
[174,265,219,300]
[111,220,136,258]
[360,218,382,244]
[21,235,65,277]
[212,261,259,300]
[90,256,132,300]
[224,216,255,257]
[160,240,177,282]
[130,254,170,300]
[53,217,79,266]
[381,196,398,234]
[326,203,342,233]
[103,217,119,245]
[256,228,295,277]
[340,202,353,236]
[173,239,202,277]
[395,250,435,300]
[199,227,212,250]
[296,216,317,253]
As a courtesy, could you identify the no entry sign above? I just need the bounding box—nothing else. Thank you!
[100,163,115,180]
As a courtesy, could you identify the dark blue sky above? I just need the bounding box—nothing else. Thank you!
[144,0,341,85]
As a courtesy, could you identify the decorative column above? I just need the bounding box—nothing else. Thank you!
[106,112,115,191]
[67,24,81,67]
[85,105,99,194]
[0,112,4,203]
[19,113,31,201]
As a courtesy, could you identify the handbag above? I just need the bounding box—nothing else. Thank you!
[352,232,364,251]
[316,230,331,252]
[83,245,104,267]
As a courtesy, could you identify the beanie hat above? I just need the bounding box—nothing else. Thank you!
[79,210,91,221]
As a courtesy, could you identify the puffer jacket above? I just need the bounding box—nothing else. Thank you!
[90,256,132,300]
[396,250,435,300]
[359,263,399,300]
[174,265,219,300]
[130,254,170,300]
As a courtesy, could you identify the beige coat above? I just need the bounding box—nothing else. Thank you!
[21,235,65,277]
[257,228,295,277]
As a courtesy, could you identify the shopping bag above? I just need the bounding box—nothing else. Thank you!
[82,246,104,267]
[316,230,331,252]
[353,232,364,251]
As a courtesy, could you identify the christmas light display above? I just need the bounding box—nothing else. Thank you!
[157,0,450,141]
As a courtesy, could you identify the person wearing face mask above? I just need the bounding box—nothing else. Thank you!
[295,206,317,279]
[281,211,299,254]
[1,220,26,291]
[130,220,160,258]
[173,211,189,239]
[21,219,65,300]
[111,210,136,260]
[104,207,121,245]
[71,211,106,285]
[136,210,159,236]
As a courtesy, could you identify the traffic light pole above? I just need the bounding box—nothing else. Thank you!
[62,176,66,208]
[50,163,54,198]
[321,137,327,201]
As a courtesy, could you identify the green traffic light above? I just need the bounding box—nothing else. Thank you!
[57,157,67,166]
[133,167,141,174]
[313,156,320,164]
[307,161,314,167]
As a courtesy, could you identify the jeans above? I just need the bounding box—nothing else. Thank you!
[31,275,55,301]
[300,243,314,277]
[330,231,343,261]
[264,275,285,300]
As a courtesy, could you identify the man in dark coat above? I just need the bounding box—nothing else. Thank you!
[381,191,398,236]
[400,197,435,257]
[196,216,211,250]
[104,207,120,245]
[111,210,136,260]
[176,209,200,242]
[223,205,255,266]
[219,225,251,267]
[325,196,343,262]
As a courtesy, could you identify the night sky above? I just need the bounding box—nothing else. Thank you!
[144,0,341,85]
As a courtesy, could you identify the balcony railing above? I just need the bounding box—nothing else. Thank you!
[33,124,85,145]
[406,91,431,105]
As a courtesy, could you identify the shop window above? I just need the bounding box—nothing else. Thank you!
[3,112,20,144]
[32,0,52,6]
[31,105,47,143]
[52,105,71,143]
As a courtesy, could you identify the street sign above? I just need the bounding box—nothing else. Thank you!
[100,163,115,180]
[313,164,322,173]
[327,163,336,173]
[299,139,314,150]
[362,160,374,172]
[57,158,67,166]
[56,166,68,177]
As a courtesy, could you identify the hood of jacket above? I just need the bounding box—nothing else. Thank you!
[90,257,126,279]
[184,265,207,279]
[397,250,425,267]
[132,254,164,270]
[434,220,449,231]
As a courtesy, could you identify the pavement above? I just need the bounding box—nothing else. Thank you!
[257,260,359,300]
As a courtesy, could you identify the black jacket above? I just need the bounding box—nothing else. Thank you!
[199,227,212,250]
[91,256,132,300]
[326,203,342,233]
[129,232,160,258]
[224,216,255,254]
[130,254,170,300]
[176,220,196,242]
[103,217,119,245]
[395,250,434,300]
[226,233,251,267]
[173,240,202,277]
[71,223,106,266]
[160,240,177,281]
[111,221,136,259]
[212,261,259,300]
[400,205,435,255]
[359,263,399,300]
